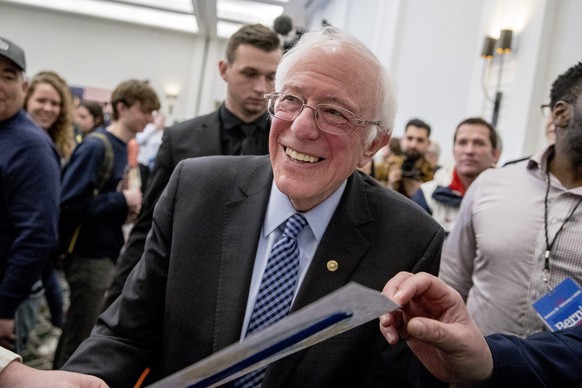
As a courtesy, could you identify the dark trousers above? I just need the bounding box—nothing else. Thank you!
[53,254,115,369]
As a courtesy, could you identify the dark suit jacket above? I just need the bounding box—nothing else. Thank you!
[487,325,582,387]
[105,109,268,308]
[64,156,445,387]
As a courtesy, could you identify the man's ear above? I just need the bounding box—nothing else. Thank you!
[359,133,390,168]
[552,101,572,129]
[491,147,501,165]
[218,60,228,81]
[114,101,127,117]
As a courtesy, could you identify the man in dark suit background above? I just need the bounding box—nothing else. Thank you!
[63,26,444,387]
[103,24,282,309]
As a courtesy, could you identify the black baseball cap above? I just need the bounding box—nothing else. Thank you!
[0,37,26,71]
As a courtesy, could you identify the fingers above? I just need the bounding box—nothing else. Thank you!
[407,317,466,353]
[381,271,414,300]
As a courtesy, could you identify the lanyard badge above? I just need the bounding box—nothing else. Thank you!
[532,277,582,332]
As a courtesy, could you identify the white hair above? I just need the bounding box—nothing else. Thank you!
[275,26,397,145]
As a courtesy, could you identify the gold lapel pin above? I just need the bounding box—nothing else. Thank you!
[327,260,339,272]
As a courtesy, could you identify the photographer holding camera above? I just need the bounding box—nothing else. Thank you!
[376,118,434,197]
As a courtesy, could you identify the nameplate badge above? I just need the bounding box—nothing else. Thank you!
[532,277,582,332]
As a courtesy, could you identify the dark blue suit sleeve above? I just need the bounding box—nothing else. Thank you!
[487,326,582,387]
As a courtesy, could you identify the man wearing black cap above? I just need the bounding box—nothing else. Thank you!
[0,37,61,354]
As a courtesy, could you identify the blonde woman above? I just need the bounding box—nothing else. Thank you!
[24,70,75,161]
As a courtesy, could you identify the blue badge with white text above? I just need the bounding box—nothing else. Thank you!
[532,277,582,332]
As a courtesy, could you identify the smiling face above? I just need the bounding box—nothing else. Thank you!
[269,43,388,211]
[25,81,61,131]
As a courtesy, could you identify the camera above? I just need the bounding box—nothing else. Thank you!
[400,154,421,178]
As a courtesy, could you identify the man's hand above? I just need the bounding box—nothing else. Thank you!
[379,272,493,385]
[123,188,143,221]
[1,360,109,388]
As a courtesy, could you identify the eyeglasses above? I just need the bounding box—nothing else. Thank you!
[264,92,382,136]
[540,104,551,117]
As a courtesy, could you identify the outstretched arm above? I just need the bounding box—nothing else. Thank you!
[379,271,493,385]
[0,347,107,388]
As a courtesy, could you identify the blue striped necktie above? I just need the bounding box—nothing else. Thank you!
[233,213,308,387]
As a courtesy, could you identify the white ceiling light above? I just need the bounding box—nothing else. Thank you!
[217,0,283,28]
[2,0,198,33]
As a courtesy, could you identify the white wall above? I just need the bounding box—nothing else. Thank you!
[304,0,582,166]
[2,0,581,165]
[0,2,227,123]
[306,0,485,167]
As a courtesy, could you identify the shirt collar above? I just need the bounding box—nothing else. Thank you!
[264,179,347,242]
[219,103,270,132]
[527,144,554,174]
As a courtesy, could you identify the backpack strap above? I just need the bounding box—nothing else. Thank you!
[86,131,114,195]
[65,132,114,255]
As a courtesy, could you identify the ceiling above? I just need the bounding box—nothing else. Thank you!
[1,0,319,39]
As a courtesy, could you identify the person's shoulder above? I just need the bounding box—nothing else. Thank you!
[174,155,271,192]
[420,179,439,195]
[359,173,437,222]
[166,110,219,134]
[81,130,111,151]
[178,154,269,175]
[4,111,51,146]
[476,162,524,184]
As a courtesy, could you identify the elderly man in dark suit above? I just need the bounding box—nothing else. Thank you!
[63,27,444,387]
[103,23,283,310]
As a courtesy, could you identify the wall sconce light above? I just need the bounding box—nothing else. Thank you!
[481,37,496,59]
[165,92,178,116]
[480,29,513,126]
[496,29,513,54]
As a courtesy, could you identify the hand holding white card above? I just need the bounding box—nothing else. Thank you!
[149,282,399,388]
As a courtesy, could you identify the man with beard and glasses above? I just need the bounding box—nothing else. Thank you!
[440,61,582,339]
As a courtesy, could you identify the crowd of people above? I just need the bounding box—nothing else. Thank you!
[1,18,581,388]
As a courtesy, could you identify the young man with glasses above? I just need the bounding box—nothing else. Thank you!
[61,27,443,387]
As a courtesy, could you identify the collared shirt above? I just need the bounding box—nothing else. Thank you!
[240,180,347,338]
[219,104,269,155]
[440,145,582,338]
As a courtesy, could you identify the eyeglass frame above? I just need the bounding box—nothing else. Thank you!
[264,92,382,136]
[540,104,551,117]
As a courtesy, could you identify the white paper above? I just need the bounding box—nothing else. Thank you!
[148,282,399,388]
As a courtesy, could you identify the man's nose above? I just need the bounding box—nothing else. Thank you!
[254,76,272,93]
[290,105,320,138]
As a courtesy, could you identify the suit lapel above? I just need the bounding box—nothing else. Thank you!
[198,110,223,155]
[212,158,274,352]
